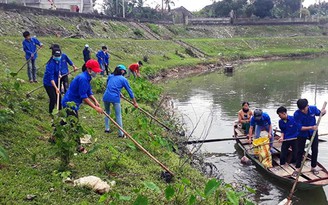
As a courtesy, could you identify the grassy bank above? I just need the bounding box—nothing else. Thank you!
[1,35,328,204]
[184,36,328,60]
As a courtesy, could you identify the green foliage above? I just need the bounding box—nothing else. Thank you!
[0,108,14,123]
[134,29,144,37]
[165,185,175,200]
[52,105,88,169]
[147,24,160,35]
[91,77,107,94]
[253,0,274,18]
[133,195,148,205]
[204,178,221,197]
[308,2,328,16]
[212,0,248,18]
[128,78,162,104]
[0,76,33,113]
[143,181,161,193]
[0,146,9,162]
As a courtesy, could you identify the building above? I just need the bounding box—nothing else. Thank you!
[2,0,93,13]
[171,6,193,24]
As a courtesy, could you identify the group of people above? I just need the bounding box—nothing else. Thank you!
[238,99,326,176]
[22,31,142,144]
[82,44,143,78]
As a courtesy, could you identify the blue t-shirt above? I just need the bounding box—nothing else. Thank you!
[60,53,74,75]
[22,37,42,60]
[43,59,60,87]
[62,71,93,110]
[103,74,134,103]
[96,50,109,66]
[294,105,321,138]
[279,115,301,140]
[250,112,271,127]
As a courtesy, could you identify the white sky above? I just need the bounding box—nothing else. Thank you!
[96,0,326,12]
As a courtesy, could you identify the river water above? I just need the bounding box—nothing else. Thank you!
[164,57,328,205]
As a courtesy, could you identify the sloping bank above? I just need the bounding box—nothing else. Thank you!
[0,36,328,204]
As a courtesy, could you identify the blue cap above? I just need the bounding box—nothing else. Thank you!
[117,64,126,71]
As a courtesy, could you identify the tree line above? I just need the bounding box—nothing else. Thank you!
[96,0,328,20]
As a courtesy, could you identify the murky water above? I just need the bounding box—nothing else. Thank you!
[164,57,328,205]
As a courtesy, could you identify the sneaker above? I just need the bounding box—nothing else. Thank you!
[105,130,112,134]
[118,134,126,138]
[29,80,33,83]
[33,80,38,83]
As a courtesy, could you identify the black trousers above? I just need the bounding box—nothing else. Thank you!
[105,64,109,75]
[61,75,69,93]
[280,139,297,165]
[296,133,319,168]
[44,85,61,114]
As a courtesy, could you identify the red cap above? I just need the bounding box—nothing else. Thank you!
[86,59,102,73]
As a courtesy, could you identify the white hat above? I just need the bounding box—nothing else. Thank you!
[85,44,89,47]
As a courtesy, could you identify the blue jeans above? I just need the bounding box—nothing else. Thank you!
[127,69,137,79]
[254,124,274,146]
[104,102,123,136]
[100,63,105,76]
[27,59,37,81]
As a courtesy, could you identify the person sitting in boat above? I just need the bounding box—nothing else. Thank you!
[293,99,326,176]
[238,102,252,136]
[248,108,273,146]
[277,106,300,166]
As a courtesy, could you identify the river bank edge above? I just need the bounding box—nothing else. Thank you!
[150,52,328,83]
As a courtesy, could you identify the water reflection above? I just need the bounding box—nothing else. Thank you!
[164,57,328,204]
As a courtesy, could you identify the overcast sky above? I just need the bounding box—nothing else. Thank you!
[96,0,325,12]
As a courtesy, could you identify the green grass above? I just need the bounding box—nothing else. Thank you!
[184,36,328,59]
[1,35,328,204]
[0,36,244,204]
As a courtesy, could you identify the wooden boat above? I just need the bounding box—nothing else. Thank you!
[234,125,328,190]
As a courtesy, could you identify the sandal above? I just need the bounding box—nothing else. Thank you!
[312,167,320,175]
[292,170,299,177]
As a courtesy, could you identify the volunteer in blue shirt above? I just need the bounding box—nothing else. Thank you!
[83,44,91,63]
[96,46,110,76]
[293,99,326,176]
[22,31,43,83]
[43,48,61,114]
[62,59,103,116]
[49,44,78,93]
[248,109,274,145]
[277,106,300,166]
[103,65,138,137]
[60,53,77,93]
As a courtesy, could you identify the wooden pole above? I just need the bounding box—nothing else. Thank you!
[103,111,175,176]
[56,74,61,111]
[184,136,248,144]
[121,95,173,132]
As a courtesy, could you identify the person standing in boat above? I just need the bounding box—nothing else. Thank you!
[238,102,252,136]
[293,99,326,176]
[248,108,274,146]
[276,106,300,166]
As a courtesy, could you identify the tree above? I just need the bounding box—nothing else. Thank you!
[212,0,248,17]
[164,0,175,12]
[253,0,274,18]
[308,2,328,16]
[272,0,302,18]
